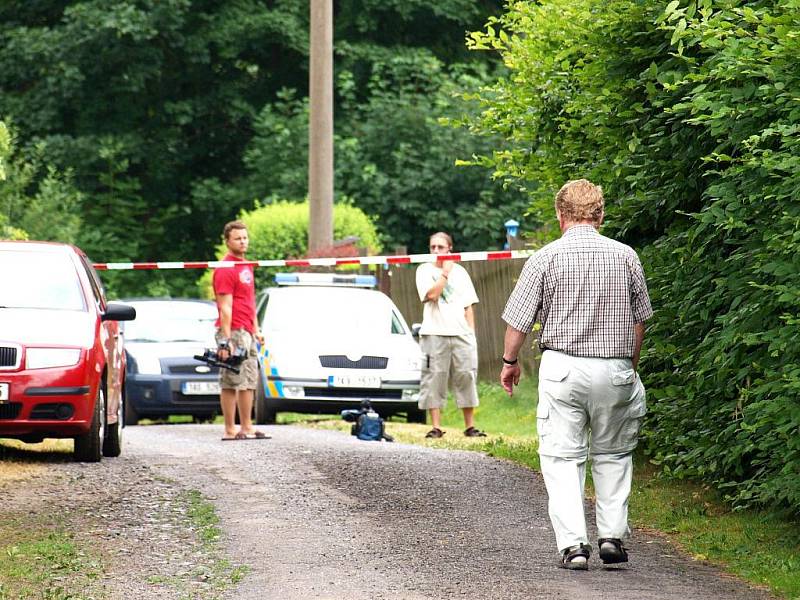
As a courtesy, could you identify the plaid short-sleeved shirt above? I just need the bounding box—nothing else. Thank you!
[502,225,653,358]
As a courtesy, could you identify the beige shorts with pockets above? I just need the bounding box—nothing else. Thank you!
[215,328,259,390]
[418,334,479,410]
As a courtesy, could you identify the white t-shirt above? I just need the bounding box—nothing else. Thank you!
[415,262,479,336]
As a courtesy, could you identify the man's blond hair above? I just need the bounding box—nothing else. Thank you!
[555,179,604,223]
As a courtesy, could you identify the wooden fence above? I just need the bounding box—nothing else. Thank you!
[384,259,540,382]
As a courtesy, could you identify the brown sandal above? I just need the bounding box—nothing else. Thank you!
[425,428,444,438]
[464,427,487,437]
[560,543,590,570]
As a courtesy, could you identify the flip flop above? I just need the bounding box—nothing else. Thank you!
[246,431,270,440]
[221,431,248,441]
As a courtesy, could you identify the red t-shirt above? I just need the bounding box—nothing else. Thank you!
[213,253,256,333]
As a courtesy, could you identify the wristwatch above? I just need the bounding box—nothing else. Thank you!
[218,338,230,350]
[502,356,518,365]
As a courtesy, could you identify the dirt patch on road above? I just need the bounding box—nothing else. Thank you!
[0,439,70,483]
[0,441,243,600]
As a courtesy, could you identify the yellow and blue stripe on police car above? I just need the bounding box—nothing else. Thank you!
[257,343,284,398]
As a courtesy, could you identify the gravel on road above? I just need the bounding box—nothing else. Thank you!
[1,424,778,600]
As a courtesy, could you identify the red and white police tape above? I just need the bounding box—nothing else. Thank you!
[93,249,533,271]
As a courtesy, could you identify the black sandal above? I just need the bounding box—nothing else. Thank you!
[425,428,444,439]
[464,427,487,437]
[560,543,590,570]
[598,538,628,564]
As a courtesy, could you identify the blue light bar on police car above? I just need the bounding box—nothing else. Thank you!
[274,273,377,288]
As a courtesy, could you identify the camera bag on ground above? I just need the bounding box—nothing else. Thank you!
[340,401,393,442]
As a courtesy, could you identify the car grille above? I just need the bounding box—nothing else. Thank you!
[304,387,402,400]
[0,403,22,420]
[166,363,220,375]
[318,355,388,369]
[0,345,20,369]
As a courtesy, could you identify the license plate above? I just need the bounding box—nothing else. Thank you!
[328,375,381,389]
[0,383,8,403]
[181,381,220,395]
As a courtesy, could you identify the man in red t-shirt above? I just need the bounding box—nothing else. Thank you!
[213,220,266,440]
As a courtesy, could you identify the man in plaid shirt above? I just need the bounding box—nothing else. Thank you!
[500,179,653,570]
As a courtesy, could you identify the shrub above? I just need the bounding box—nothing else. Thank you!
[466,0,800,511]
[197,200,381,297]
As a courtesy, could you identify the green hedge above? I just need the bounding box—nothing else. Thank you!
[198,199,381,297]
[466,0,800,511]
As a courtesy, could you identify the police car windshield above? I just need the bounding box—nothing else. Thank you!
[0,251,86,311]
[267,288,392,333]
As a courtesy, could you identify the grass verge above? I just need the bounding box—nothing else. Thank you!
[0,511,103,600]
[0,440,91,599]
[301,378,799,599]
[182,489,251,592]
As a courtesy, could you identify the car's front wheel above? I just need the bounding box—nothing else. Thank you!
[74,385,105,462]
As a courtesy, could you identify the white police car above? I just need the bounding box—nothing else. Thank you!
[254,273,424,424]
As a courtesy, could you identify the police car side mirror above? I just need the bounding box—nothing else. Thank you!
[411,323,422,340]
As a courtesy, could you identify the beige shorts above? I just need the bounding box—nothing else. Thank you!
[215,328,259,390]
[418,334,479,410]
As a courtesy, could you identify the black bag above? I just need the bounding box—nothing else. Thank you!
[355,410,384,441]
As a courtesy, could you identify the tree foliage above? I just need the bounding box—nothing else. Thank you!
[466,0,800,511]
[0,121,82,242]
[206,53,531,253]
[0,0,512,296]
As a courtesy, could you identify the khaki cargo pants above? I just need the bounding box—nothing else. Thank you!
[418,333,479,410]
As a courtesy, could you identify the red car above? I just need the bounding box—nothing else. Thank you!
[0,241,136,461]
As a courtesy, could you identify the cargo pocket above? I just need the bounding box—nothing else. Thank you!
[541,360,570,383]
[421,353,432,373]
[608,367,636,407]
[611,368,635,386]
[621,377,647,451]
[535,400,551,451]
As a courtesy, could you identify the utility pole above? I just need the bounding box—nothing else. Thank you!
[308,0,334,252]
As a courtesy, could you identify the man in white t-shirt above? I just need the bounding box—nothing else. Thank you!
[415,232,486,438]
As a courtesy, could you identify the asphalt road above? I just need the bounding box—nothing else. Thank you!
[116,423,775,600]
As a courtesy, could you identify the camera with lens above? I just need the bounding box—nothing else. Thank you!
[341,400,392,442]
[193,346,248,374]
[341,399,374,424]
